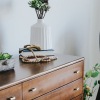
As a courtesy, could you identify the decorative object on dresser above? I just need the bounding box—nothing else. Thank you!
[28,0,52,50]
[28,0,50,19]
[19,48,54,56]
[19,44,54,56]
[0,55,84,100]
[0,53,15,72]
[19,44,56,63]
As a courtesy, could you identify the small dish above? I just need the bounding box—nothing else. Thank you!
[0,58,15,72]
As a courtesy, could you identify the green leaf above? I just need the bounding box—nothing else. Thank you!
[84,88,89,94]
[3,53,12,59]
[0,53,12,60]
[84,83,87,87]
[94,80,97,87]
[0,53,3,60]
[28,0,50,11]
[91,71,99,78]
[89,92,92,96]
[95,63,99,67]
[85,70,92,78]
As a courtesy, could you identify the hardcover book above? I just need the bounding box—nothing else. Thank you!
[19,48,55,56]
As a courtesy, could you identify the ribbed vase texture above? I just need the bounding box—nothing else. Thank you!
[30,19,52,50]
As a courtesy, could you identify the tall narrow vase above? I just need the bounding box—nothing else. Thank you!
[30,19,52,50]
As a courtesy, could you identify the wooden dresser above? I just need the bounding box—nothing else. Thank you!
[0,55,84,100]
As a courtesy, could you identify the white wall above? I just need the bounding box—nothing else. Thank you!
[0,0,91,58]
[89,0,100,67]
[0,0,99,66]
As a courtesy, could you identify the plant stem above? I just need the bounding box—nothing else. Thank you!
[35,9,46,19]
[35,9,39,19]
[43,11,46,19]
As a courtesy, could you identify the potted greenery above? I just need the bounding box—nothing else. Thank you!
[28,0,52,50]
[28,0,50,19]
[0,53,14,72]
[84,63,100,100]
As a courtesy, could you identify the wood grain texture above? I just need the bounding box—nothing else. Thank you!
[0,55,84,90]
[0,84,22,100]
[72,94,83,100]
[0,55,84,100]
[23,61,83,100]
[34,78,83,100]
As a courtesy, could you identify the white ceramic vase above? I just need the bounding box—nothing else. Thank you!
[30,19,52,50]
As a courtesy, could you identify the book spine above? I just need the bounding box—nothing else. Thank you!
[19,48,54,53]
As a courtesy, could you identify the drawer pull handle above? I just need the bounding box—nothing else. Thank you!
[8,97,16,100]
[74,88,79,91]
[74,70,80,74]
[29,88,37,92]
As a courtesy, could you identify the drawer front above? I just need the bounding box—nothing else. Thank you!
[34,78,83,100]
[23,61,83,100]
[0,84,22,100]
[72,94,83,100]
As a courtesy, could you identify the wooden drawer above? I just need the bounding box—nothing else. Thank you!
[0,84,22,100]
[72,94,83,100]
[34,78,83,100]
[23,61,83,100]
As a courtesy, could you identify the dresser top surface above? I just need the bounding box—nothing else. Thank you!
[0,54,84,90]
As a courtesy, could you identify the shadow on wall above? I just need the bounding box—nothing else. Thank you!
[0,0,12,17]
[0,0,13,52]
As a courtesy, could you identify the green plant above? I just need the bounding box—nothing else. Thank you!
[84,63,100,100]
[28,0,50,19]
[0,53,12,60]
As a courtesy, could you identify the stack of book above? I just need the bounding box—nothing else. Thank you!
[19,48,55,57]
